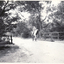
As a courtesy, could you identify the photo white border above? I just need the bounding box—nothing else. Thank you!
[0,0,64,64]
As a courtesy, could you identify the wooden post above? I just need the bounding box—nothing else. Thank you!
[51,33,52,40]
[7,36,9,41]
[51,32,54,42]
[58,32,59,40]
[10,35,12,44]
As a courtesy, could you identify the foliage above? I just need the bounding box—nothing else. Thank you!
[13,22,31,38]
[47,1,64,32]
[0,1,64,39]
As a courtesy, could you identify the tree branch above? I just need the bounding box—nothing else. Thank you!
[0,1,9,16]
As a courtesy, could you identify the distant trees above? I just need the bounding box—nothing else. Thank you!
[46,1,64,32]
[0,1,64,38]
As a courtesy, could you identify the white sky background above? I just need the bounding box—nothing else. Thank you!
[51,0,61,6]
[6,3,31,24]
[40,1,61,23]
[9,8,30,22]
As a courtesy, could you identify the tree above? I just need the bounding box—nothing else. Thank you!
[0,1,9,36]
[46,1,64,32]
[23,1,50,37]
[1,1,61,38]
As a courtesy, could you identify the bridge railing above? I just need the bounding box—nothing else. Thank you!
[41,32,64,40]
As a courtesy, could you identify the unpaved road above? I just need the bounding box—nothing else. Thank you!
[0,37,64,63]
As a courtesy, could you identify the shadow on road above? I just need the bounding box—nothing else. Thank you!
[0,45,19,57]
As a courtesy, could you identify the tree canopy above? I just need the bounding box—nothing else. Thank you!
[0,1,64,38]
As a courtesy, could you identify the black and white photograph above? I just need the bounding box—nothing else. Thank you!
[0,0,64,63]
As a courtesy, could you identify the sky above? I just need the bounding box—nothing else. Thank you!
[8,5,31,24]
[51,0,61,6]
[40,1,61,23]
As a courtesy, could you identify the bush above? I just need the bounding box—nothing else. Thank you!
[22,31,31,38]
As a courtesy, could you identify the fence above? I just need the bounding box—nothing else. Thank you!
[41,32,64,40]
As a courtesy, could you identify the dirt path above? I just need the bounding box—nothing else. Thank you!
[0,37,64,63]
[12,37,64,63]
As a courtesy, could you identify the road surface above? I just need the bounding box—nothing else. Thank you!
[0,37,64,63]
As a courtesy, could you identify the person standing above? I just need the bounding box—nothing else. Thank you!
[31,26,38,41]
